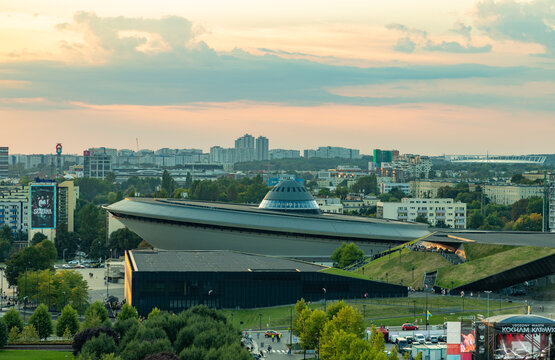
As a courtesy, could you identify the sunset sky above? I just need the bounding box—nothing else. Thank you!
[1,0,554,155]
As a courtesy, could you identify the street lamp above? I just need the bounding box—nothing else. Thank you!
[322,288,327,312]
[208,289,213,307]
[258,313,262,331]
[484,291,492,318]
[23,296,28,323]
[63,248,68,264]
[290,307,293,345]
[106,263,110,301]
[461,291,465,313]
[425,285,429,330]
[362,304,366,321]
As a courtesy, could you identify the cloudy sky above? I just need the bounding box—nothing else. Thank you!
[1,0,554,155]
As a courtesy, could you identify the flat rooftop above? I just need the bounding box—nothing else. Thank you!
[128,250,327,273]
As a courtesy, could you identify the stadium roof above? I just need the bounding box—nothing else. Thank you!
[128,250,327,272]
[259,179,320,214]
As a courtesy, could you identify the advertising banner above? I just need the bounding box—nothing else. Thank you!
[461,319,475,353]
[30,185,56,229]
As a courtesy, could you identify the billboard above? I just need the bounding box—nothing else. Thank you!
[30,185,56,229]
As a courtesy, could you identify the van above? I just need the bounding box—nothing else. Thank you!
[414,333,426,344]
[396,337,411,354]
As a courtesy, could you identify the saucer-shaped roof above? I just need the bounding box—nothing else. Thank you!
[259,180,321,214]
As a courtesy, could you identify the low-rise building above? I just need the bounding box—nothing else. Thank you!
[410,180,463,198]
[377,198,466,229]
[314,197,343,214]
[483,184,544,206]
[379,182,410,195]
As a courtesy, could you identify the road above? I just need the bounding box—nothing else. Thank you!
[245,330,305,359]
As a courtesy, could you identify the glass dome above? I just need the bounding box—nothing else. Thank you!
[259,180,321,214]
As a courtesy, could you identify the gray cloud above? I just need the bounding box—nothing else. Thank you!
[393,37,417,53]
[0,13,552,112]
[386,21,491,54]
[475,0,555,57]
[424,41,492,53]
[450,21,473,42]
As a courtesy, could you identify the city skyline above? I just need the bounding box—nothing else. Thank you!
[1,0,554,154]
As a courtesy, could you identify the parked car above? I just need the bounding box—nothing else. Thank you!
[414,333,426,344]
[264,330,281,338]
[62,264,71,269]
[438,335,447,342]
[406,336,413,344]
[402,323,419,331]
[430,335,438,344]
[75,264,85,269]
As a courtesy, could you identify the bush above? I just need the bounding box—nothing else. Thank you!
[119,338,172,360]
[83,301,109,330]
[143,352,179,360]
[0,320,7,348]
[20,324,39,342]
[80,333,117,360]
[73,327,120,356]
[117,304,138,321]
[178,346,206,360]
[8,326,20,344]
[2,308,24,332]
[28,304,52,340]
[57,304,80,336]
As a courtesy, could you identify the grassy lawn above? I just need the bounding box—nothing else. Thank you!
[222,296,526,330]
[354,248,452,288]
[436,246,555,288]
[0,350,73,359]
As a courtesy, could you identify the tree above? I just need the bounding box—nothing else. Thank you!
[2,308,23,332]
[20,324,39,342]
[5,240,57,285]
[77,203,105,255]
[55,228,80,260]
[184,172,192,189]
[414,215,428,224]
[31,232,48,245]
[513,213,542,231]
[511,174,525,184]
[299,309,327,351]
[511,199,529,221]
[526,196,543,215]
[80,333,118,359]
[117,304,138,321]
[0,320,7,348]
[468,212,484,229]
[57,304,80,337]
[28,304,52,340]
[161,170,176,196]
[83,301,109,330]
[352,175,378,195]
[317,188,332,197]
[109,228,142,255]
[0,225,12,242]
[331,243,364,268]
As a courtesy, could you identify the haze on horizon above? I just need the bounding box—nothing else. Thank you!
[1,0,554,155]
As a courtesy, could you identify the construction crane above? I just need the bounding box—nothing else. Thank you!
[136,138,140,167]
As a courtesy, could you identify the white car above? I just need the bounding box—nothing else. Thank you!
[414,333,426,344]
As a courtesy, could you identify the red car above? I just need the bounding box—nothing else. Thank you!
[264,330,281,338]
[402,323,419,331]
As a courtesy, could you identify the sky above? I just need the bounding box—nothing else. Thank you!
[0,0,554,155]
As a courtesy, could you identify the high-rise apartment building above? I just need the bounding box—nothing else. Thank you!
[0,147,8,179]
[304,146,360,159]
[255,136,269,161]
[269,149,300,160]
[234,134,255,162]
[548,175,554,232]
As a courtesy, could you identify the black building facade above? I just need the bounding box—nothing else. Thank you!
[125,250,407,316]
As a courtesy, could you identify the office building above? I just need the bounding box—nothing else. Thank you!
[56,181,78,232]
[377,198,466,229]
[84,147,114,179]
[0,147,8,179]
[483,184,544,206]
[548,175,554,232]
[255,136,269,161]
[373,149,399,167]
[124,249,407,316]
